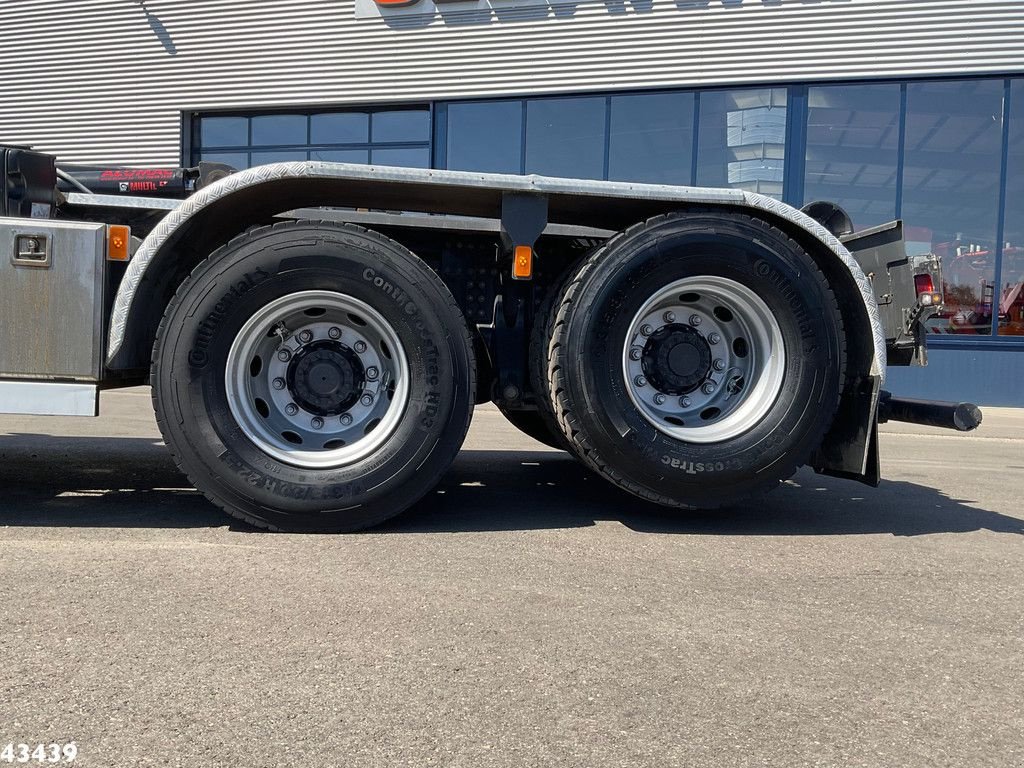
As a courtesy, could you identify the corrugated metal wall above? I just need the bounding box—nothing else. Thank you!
[2,0,1023,165]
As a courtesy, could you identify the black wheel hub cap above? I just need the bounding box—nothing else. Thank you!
[641,324,712,395]
[287,341,365,416]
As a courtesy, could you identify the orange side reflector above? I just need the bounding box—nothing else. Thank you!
[107,225,131,261]
[513,245,533,280]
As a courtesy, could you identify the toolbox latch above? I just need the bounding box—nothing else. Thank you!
[12,233,51,268]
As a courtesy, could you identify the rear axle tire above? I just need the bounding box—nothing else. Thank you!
[544,210,846,508]
[152,220,475,532]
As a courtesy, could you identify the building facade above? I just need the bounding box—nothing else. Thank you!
[3,0,1023,404]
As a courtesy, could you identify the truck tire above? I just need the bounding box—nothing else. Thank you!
[151,220,474,532]
[545,210,846,508]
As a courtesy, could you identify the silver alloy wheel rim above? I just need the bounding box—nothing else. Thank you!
[622,276,786,444]
[225,290,409,469]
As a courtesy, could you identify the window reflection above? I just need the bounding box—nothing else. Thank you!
[200,117,247,148]
[804,84,900,229]
[251,115,307,146]
[903,80,1003,335]
[1000,80,1024,336]
[447,100,523,174]
[697,88,787,198]
[608,92,694,184]
[196,107,430,172]
[526,97,606,180]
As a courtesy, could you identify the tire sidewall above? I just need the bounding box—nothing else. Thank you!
[565,215,843,502]
[156,224,471,528]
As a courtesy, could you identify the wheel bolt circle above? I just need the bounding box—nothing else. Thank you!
[277,349,292,362]
[299,329,313,344]
[714,359,726,371]
[360,393,374,407]
[654,394,666,405]
[640,324,654,337]
[629,348,642,361]
[689,314,702,327]
[311,417,324,430]
[366,366,379,381]
[272,378,286,390]
[354,341,367,353]
[663,311,676,324]
[285,403,298,416]
[328,327,342,340]
[635,376,647,387]
[680,397,692,408]
[709,333,721,344]
[340,414,353,426]
[702,382,715,395]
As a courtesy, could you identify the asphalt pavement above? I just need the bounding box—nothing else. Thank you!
[1,390,1021,767]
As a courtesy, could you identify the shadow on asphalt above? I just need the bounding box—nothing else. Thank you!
[0,435,1021,537]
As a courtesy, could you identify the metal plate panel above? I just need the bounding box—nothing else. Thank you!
[0,217,106,379]
[0,1,1022,165]
[0,380,98,416]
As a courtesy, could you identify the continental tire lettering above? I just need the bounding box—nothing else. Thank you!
[188,268,271,368]
[660,456,742,474]
[754,259,815,340]
[363,267,419,316]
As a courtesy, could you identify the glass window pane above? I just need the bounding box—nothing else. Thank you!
[200,117,248,148]
[526,97,606,180]
[372,110,430,143]
[903,80,1003,336]
[372,147,430,168]
[251,115,307,146]
[1000,80,1024,336]
[311,112,369,145]
[804,83,900,230]
[608,92,694,185]
[446,101,523,174]
[200,151,249,170]
[250,150,308,165]
[312,148,370,164]
[697,88,787,199]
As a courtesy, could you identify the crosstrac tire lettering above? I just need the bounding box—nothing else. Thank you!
[660,456,741,473]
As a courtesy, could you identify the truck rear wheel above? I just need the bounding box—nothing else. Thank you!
[152,220,474,532]
[545,210,846,508]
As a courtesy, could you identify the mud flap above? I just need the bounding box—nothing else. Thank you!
[810,374,881,487]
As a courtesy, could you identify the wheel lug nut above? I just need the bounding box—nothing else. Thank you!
[360,393,374,407]
[366,366,379,381]
[663,311,676,324]
[285,403,298,416]
[680,397,692,407]
[354,341,367,354]
[713,359,726,371]
[635,376,647,387]
[311,417,324,430]
[640,324,654,337]
[654,394,666,405]
[629,348,642,361]
[277,349,292,362]
[709,333,721,345]
[340,414,353,426]
[328,327,342,340]
[702,382,716,395]
[689,314,702,327]
[272,378,286,390]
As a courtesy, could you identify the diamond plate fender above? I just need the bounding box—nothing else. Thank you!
[104,162,885,381]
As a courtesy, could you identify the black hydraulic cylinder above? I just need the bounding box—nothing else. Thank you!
[878,392,982,432]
